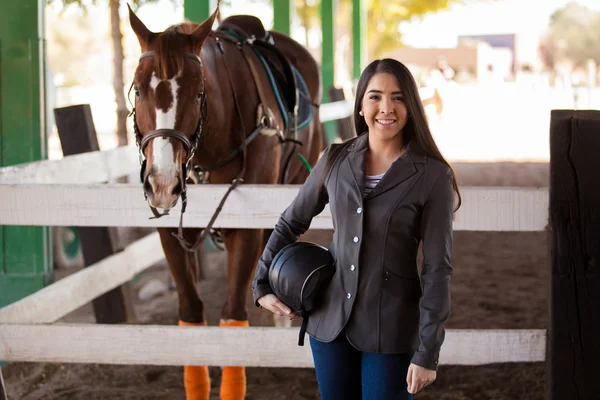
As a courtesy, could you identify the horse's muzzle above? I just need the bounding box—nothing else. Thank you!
[144,174,183,210]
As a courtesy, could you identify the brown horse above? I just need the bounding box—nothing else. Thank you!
[128,6,323,400]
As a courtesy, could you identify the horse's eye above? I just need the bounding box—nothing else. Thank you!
[134,86,140,97]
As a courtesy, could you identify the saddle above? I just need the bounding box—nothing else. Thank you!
[217,15,313,135]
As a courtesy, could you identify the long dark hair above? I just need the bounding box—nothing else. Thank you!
[321,58,461,211]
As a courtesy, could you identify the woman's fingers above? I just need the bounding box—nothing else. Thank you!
[273,304,291,316]
[406,364,414,393]
[408,378,426,395]
[274,300,292,315]
[414,378,434,393]
[270,298,291,316]
[258,294,299,319]
[258,294,295,317]
[406,363,436,394]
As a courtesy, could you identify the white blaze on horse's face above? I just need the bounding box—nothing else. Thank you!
[144,72,183,211]
[150,73,180,178]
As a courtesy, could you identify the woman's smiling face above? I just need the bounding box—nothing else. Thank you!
[360,72,408,141]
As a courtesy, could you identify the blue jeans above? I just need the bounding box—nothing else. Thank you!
[309,334,414,400]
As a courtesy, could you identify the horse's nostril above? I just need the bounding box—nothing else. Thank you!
[143,178,153,195]
[171,178,182,195]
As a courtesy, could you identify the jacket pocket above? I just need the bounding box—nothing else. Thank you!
[382,269,422,302]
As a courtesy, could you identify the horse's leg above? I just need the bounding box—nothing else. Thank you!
[157,227,210,400]
[218,228,263,400]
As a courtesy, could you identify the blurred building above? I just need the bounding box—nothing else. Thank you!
[458,33,542,74]
[381,41,496,82]
[382,32,542,83]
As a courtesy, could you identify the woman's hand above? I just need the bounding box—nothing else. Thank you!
[257,294,298,319]
[406,363,436,394]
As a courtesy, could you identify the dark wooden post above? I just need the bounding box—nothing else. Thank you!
[548,109,600,399]
[54,104,136,324]
[328,86,355,142]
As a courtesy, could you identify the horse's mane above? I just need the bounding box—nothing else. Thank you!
[153,23,204,79]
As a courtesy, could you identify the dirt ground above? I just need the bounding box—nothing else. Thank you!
[3,162,550,400]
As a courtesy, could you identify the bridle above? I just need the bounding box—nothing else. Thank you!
[130,34,267,254]
[131,51,207,219]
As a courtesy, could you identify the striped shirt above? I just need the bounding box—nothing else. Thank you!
[364,172,385,196]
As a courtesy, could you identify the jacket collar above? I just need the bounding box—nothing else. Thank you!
[347,133,426,200]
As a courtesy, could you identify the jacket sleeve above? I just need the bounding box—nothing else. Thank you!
[411,168,454,371]
[251,145,334,305]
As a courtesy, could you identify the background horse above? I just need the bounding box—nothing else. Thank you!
[128,6,323,400]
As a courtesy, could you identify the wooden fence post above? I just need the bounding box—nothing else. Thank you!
[548,109,600,399]
[54,104,136,324]
[328,87,354,142]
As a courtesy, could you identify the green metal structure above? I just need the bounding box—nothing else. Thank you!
[320,0,334,104]
[0,0,51,308]
[273,0,291,36]
[320,0,336,141]
[352,0,366,79]
[184,0,211,22]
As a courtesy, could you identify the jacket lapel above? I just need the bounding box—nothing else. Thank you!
[364,144,426,200]
[346,134,369,197]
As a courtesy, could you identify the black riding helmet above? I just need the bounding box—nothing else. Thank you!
[269,241,335,346]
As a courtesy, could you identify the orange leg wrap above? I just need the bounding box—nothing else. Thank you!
[179,320,211,400]
[219,320,249,400]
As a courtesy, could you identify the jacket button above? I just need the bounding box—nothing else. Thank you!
[353,236,359,243]
[350,264,355,271]
[356,207,362,214]
[346,293,352,299]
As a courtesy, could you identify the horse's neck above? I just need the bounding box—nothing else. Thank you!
[195,37,245,165]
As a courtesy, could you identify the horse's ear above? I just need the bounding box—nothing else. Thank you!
[128,4,153,50]
[190,8,218,52]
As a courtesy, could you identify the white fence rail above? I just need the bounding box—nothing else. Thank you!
[0,233,163,324]
[0,144,549,231]
[0,324,545,367]
[320,99,354,122]
[0,145,137,184]
[0,184,548,231]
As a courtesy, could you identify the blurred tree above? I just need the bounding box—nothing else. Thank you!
[47,0,161,146]
[291,0,494,58]
[364,0,454,57]
[295,0,319,46]
[540,2,600,70]
[46,10,107,87]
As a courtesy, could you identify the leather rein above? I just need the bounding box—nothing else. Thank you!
[131,32,267,253]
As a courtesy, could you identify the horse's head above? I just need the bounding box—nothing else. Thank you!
[129,6,217,212]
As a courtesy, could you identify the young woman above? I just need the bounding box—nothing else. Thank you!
[252,58,461,399]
